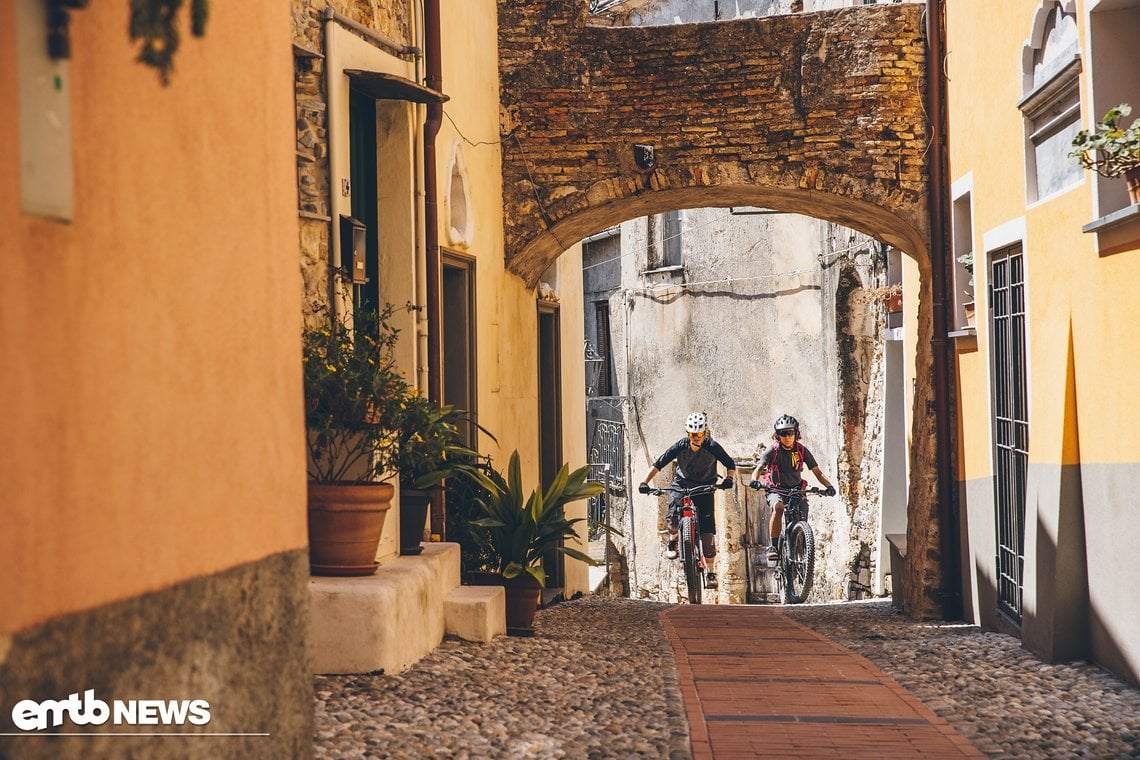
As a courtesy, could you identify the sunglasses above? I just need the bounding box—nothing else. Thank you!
[777,430,796,437]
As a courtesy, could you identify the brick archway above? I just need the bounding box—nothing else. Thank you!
[497,0,946,618]
[499,1,930,285]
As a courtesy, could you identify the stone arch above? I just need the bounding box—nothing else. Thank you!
[497,0,945,618]
[514,181,929,288]
[499,1,931,284]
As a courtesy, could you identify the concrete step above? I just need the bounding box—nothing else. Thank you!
[308,542,462,675]
[444,585,505,642]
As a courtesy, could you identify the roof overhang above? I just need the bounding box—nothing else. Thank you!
[344,70,448,104]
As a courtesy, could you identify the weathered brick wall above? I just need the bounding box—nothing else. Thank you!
[498,0,930,286]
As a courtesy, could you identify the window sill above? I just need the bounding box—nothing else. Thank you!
[1082,203,1140,234]
[949,327,977,352]
[641,264,684,275]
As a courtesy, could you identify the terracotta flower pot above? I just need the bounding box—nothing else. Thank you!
[1126,167,1140,206]
[399,487,435,555]
[502,573,543,637]
[307,481,394,576]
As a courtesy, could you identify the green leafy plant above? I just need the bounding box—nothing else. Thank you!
[1070,103,1140,179]
[129,0,210,85]
[397,395,492,490]
[469,451,613,587]
[445,454,501,577]
[302,299,410,483]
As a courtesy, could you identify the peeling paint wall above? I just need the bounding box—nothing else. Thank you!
[593,207,886,604]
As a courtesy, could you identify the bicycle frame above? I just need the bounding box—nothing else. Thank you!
[648,483,724,604]
[761,485,827,604]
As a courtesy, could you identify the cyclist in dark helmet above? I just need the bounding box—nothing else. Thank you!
[749,414,835,563]
[639,412,736,588]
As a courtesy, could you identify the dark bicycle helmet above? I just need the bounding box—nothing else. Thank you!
[773,414,799,432]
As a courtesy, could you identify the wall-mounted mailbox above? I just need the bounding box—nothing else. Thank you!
[340,215,367,284]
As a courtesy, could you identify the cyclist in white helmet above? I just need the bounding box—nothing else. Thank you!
[639,411,737,587]
[749,414,835,562]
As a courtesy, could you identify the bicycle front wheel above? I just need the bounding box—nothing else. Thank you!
[680,517,702,604]
[783,521,815,604]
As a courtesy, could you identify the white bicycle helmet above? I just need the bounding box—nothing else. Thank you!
[773,414,799,432]
[685,412,708,434]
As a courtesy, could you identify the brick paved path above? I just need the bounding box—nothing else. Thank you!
[661,605,984,759]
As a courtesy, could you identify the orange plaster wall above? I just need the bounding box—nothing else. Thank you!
[0,3,308,633]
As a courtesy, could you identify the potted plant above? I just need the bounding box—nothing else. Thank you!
[957,251,975,327]
[468,451,610,635]
[395,394,490,555]
[303,298,410,576]
[1070,103,1140,204]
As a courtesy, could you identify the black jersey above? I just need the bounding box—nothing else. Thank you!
[654,437,736,486]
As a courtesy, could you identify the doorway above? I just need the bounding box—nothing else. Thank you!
[538,302,563,589]
[990,244,1028,624]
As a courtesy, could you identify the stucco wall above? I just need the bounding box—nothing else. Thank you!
[1,1,305,633]
[607,208,884,603]
[946,0,1140,684]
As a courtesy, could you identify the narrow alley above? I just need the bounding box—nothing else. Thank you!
[314,597,1140,758]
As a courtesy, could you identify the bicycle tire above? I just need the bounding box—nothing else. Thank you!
[680,517,702,604]
[783,521,815,604]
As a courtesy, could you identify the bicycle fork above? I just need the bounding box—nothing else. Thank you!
[680,499,705,570]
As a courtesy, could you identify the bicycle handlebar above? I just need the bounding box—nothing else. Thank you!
[646,482,729,497]
[750,484,832,496]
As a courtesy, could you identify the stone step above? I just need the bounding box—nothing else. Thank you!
[309,542,462,675]
[444,585,506,643]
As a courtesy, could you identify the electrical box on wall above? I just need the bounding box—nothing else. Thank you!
[340,215,367,284]
[17,0,75,220]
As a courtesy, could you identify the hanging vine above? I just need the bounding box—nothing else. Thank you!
[128,0,209,85]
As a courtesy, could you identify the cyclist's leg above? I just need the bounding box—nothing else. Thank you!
[665,494,681,558]
[767,492,785,556]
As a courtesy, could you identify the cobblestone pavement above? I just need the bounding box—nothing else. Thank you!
[314,597,690,759]
[314,597,1140,759]
[784,600,1140,759]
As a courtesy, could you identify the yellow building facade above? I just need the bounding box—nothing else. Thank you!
[1,2,313,756]
[944,0,1140,684]
[292,0,591,595]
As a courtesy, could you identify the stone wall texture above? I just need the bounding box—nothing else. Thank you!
[0,551,312,759]
[498,0,931,286]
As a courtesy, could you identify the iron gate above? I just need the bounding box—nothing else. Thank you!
[990,245,1028,623]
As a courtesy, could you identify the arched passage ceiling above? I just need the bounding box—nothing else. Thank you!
[498,1,931,286]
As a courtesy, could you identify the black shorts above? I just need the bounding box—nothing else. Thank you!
[667,490,716,536]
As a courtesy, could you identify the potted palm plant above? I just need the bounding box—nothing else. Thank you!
[395,395,490,555]
[303,298,410,576]
[1070,103,1140,204]
[468,451,610,635]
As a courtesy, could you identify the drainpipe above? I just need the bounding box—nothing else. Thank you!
[422,0,445,539]
[424,0,443,405]
[925,0,963,621]
[323,9,343,313]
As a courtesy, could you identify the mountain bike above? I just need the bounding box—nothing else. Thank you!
[647,482,728,604]
[752,485,829,604]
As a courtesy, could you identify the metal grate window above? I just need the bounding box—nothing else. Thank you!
[990,245,1028,623]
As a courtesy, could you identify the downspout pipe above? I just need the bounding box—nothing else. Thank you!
[424,0,443,405]
[925,0,963,621]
